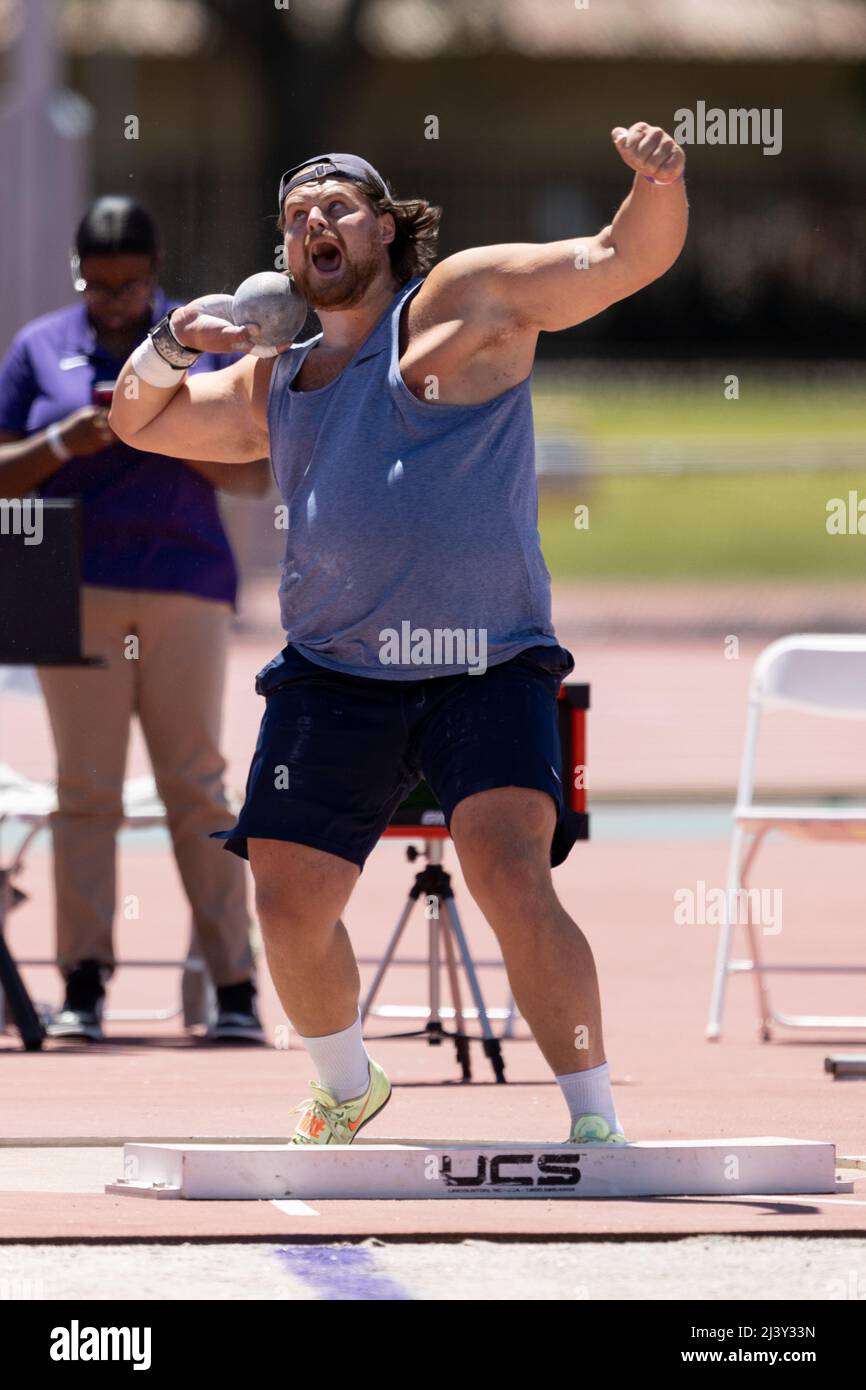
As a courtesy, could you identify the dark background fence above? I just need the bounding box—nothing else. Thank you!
[17,0,859,363]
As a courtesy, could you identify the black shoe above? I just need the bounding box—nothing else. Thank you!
[207,979,266,1045]
[47,960,106,1041]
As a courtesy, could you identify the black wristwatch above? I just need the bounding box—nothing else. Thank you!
[149,311,202,369]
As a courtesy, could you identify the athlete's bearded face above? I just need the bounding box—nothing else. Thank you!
[282,178,393,310]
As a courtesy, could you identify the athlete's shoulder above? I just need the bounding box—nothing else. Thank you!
[420,245,514,290]
[410,246,518,318]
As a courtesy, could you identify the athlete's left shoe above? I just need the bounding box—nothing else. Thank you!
[288,1060,392,1146]
[567,1113,628,1144]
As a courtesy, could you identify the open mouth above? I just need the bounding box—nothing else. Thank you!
[310,241,343,275]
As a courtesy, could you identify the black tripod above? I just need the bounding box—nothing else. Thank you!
[361,839,506,1082]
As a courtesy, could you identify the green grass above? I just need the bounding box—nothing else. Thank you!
[532,373,866,444]
[540,474,866,580]
[532,372,866,579]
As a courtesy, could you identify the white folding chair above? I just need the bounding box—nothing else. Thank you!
[706,634,866,1042]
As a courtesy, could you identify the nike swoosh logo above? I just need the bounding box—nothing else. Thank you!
[347,1095,372,1131]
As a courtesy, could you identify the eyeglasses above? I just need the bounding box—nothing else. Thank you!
[77,275,154,301]
[70,253,154,300]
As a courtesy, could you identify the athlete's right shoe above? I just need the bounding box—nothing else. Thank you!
[288,1060,391,1145]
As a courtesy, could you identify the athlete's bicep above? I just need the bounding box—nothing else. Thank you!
[419,236,639,336]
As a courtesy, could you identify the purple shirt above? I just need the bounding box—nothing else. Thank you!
[0,288,239,607]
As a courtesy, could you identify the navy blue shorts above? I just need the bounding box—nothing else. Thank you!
[211,642,581,870]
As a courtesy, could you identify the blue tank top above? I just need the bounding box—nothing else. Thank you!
[266,274,556,679]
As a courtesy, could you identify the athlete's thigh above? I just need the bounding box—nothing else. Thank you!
[214,657,416,870]
[248,836,358,926]
[414,646,569,833]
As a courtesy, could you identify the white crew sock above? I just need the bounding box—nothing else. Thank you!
[297,1009,371,1104]
[555,1060,621,1133]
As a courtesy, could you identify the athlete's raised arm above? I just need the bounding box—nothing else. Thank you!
[418,122,687,340]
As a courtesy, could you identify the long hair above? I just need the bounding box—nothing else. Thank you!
[278,178,442,287]
[353,177,441,286]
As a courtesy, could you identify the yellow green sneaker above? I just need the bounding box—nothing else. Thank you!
[568,1113,628,1144]
[288,1059,391,1146]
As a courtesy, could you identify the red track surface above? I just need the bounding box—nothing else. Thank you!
[2,580,865,1238]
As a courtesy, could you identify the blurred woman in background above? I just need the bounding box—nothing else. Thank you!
[0,196,268,1044]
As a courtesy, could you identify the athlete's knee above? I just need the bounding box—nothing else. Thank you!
[452,789,555,908]
[249,839,356,938]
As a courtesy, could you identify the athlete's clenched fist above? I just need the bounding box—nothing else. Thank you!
[611,122,685,185]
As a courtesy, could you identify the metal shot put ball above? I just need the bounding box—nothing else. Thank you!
[232,272,308,354]
[189,293,236,323]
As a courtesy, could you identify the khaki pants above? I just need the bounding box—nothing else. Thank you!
[37,586,254,986]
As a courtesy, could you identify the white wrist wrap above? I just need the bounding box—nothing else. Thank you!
[130,337,189,388]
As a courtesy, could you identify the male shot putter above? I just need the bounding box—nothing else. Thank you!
[111,135,688,1148]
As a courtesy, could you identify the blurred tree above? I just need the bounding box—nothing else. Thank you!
[200,0,370,234]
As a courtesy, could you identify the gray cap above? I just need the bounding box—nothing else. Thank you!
[278,153,392,214]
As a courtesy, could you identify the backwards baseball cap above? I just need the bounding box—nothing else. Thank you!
[277,153,392,215]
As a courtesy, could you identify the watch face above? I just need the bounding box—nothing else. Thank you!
[151,314,199,367]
